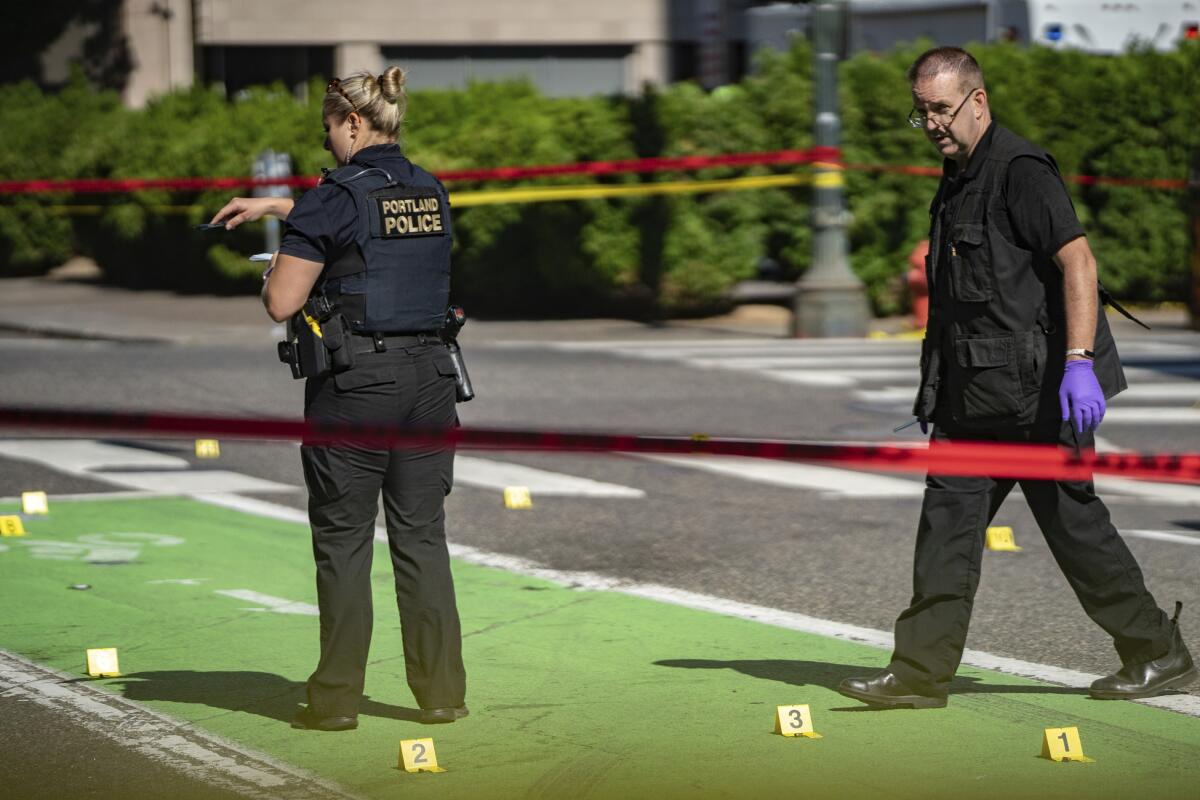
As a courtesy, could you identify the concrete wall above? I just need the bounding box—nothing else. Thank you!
[122,0,194,108]
[194,0,671,45]
[117,0,761,104]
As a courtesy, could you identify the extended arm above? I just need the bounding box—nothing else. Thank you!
[261,254,324,322]
[1055,236,1097,359]
[210,197,295,229]
[1054,236,1105,433]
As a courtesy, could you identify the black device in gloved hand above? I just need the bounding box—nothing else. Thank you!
[439,305,475,402]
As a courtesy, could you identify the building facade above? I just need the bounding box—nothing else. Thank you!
[107,0,760,107]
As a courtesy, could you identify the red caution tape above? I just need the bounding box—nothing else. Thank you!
[0,176,321,195]
[1,406,1197,485]
[844,162,1188,190]
[0,146,1186,195]
[0,149,840,196]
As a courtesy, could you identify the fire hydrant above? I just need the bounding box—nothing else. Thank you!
[907,240,930,330]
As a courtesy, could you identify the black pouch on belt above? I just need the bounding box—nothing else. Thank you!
[292,310,331,379]
[320,313,355,374]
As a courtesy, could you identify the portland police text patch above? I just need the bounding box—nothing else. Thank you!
[371,188,447,238]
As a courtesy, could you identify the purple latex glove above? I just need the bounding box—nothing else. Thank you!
[1059,359,1106,433]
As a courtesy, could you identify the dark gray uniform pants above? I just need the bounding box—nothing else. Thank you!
[887,416,1172,698]
[300,342,465,718]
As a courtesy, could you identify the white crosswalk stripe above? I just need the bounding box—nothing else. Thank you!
[642,455,924,498]
[534,335,1199,427]
[455,456,645,498]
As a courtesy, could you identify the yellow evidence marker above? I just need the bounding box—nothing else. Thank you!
[774,704,823,738]
[503,486,533,510]
[0,515,27,537]
[21,491,49,515]
[85,648,121,678]
[1041,726,1095,763]
[399,738,446,773]
[195,439,221,459]
[986,526,1022,552]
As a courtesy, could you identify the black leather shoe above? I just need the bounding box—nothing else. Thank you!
[419,705,470,724]
[837,670,948,709]
[291,706,358,731]
[1090,602,1198,700]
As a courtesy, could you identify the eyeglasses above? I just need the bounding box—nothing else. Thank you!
[908,87,979,129]
[326,78,359,113]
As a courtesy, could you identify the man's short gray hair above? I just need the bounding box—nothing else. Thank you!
[906,47,985,93]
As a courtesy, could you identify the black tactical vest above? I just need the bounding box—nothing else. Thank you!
[913,124,1126,428]
[317,161,452,333]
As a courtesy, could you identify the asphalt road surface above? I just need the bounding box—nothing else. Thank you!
[2,315,1198,796]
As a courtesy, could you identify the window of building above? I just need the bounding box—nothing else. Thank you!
[201,45,334,98]
[382,45,631,97]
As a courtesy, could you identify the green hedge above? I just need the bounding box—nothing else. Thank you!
[1,41,1196,315]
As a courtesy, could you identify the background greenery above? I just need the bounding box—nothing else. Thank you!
[1,39,1196,316]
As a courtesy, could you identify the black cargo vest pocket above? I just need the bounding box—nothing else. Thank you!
[951,334,1023,419]
[1018,330,1048,408]
[948,223,993,303]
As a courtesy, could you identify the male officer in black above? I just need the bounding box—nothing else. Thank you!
[838,48,1195,708]
[212,68,467,730]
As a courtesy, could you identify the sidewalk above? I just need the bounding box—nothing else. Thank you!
[1,263,1192,346]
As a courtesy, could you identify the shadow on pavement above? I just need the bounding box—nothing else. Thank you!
[111,670,422,724]
[653,658,1088,698]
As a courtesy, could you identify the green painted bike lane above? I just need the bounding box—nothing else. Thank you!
[1,496,1197,799]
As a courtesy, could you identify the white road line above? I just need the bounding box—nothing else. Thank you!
[1125,364,1200,379]
[455,456,645,498]
[1117,383,1200,400]
[214,590,320,616]
[0,440,639,501]
[618,348,917,361]
[196,493,1200,718]
[0,649,359,800]
[531,338,921,350]
[1123,529,1200,546]
[0,439,187,472]
[643,454,924,498]
[1102,408,1200,423]
[770,368,918,386]
[0,440,296,494]
[0,490,164,504]
[684,355,916,369]
[854,386,918,403]
[96,470,296,494]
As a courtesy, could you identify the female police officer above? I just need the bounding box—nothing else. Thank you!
[210,67,468,731]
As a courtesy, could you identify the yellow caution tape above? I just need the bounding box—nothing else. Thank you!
[451,173,812,207]
[43,173,815,216]
[811,161,845,189]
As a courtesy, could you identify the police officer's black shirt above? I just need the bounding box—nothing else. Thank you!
[934,123,1085,304]
[279,144,450,264]
[937,122,1085,261]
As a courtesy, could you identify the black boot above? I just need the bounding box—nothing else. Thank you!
[1090,602,1198,700]
[837,670,948,709]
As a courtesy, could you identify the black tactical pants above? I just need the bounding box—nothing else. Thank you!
[300,341,465,718]
[887,416,1172,698]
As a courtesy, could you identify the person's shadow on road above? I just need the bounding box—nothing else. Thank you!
[654,658,1087,710]
[110,670,422,724]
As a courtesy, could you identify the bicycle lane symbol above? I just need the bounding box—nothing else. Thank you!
[0,532,185,564]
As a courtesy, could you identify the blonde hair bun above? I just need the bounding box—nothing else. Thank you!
[379,67,407,104]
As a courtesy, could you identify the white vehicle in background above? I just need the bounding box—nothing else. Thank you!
[745,1,1200,58]
[990,0,1198,52]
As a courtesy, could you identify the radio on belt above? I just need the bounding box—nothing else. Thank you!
[439,305,474,403]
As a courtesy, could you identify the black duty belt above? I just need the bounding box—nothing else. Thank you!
[350,331,440,354]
